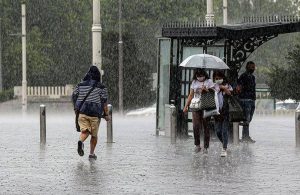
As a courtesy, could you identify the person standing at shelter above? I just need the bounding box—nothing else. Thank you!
[236,61,256,143]
[72,65,110,160]
[213,71,233,157]
[183,69,214,154]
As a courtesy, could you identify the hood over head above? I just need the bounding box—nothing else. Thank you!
[83,65,101,82]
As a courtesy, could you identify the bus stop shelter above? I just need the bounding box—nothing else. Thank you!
[156,16,300,136]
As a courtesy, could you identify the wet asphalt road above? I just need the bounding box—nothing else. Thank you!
[0,111,299,195]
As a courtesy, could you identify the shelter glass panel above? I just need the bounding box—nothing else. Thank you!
[157,38,171,131]
[183,47,203,59]
[207,46,224,59]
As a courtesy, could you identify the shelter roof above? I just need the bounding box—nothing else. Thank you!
[162,16,300,40]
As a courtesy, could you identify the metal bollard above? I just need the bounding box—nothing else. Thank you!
[295,108,300,147]
[232,122,239,145]
[107,104,113,143]
[170,104,177,142]
[40,105,46,144]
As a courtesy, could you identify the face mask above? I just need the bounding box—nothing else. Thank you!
[215,79,223,84]
[197,76,205,82]
[247,69,255,74]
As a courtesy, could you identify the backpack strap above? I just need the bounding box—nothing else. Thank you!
[77,85,96,112]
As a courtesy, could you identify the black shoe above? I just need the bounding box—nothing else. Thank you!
[77,141,84,156]
[89,154,97,160]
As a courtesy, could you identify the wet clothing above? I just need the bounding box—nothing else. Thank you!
[191,78,214,148]
[72,79,108,118]
[214,83,233,110]
[82,65,101,82]
[214,83,232,149]
[237,71,256,139]
[191,79,214,94]
[215,108,229,149]
[240,99,255,139]
[237,72,256,100]
[74,65,108,157]
[78,113,100,137]
[192,111,210,149]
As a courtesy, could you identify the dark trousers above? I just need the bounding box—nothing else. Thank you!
[239,99,255,139]
[192,111,210,148]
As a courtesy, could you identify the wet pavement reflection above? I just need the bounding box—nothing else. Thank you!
[0,112,299,194]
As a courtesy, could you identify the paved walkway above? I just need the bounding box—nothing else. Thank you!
[0,110,299,194]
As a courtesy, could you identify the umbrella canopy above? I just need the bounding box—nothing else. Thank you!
[179,54,229,69]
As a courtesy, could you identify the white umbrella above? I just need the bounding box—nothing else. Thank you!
[179,54,229,69]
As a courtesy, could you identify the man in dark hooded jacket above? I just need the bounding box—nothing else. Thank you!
[72,65,110,160]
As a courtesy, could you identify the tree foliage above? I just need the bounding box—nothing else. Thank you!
[1,0,300,107]
[102,31,155,109]
[267,44,300,100]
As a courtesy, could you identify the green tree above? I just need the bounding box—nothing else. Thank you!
[26,0,92,85]
[1,0,300,107]
[267,44,300,100]
[1,0,22,89]
[102,31,155,110]
[216,0,300,86]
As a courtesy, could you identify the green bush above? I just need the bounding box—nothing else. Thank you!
[0,89,14,102]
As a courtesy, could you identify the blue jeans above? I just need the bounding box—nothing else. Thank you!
[214,109,229,149]
[239,99,255,139]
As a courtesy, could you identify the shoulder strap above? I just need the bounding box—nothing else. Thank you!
[78,85,96,111]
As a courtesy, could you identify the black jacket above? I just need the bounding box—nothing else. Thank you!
[237,72,256,100]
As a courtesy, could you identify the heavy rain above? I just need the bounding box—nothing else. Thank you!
[0,0,300,194]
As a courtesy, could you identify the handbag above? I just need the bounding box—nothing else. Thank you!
[199,90,217,110]
[203,108,219,118]
[228,95,246,122]
[75,85,96,132]
[203,90,220,118]
[189,95,201,112]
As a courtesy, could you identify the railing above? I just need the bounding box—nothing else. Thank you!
[14,85,74,98]
[162,21,216,28]
[255,110,295,116]
[243,15,300,23]
[28,86,66,96]
[163,15,300,29]
[256,90,272,99]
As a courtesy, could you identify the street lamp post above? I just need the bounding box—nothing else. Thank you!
[118,0,124,115]
[0,18,3,92]
[223,0,228,25]
[92,0,103,80]
[206,0,214,26]
[21,1,27,112]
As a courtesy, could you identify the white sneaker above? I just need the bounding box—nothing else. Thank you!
[203,148,208,154]
[221,148,227,157]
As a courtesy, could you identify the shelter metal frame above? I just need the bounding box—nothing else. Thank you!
[157,16,300,135]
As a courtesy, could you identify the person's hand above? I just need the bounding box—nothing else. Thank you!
[201,86,208,93]
[74,109,78,115]
[236,85,242,94]
[183,106,189,113]
[196,88,202,93]
[224,88,232,95]
[104,115,111,121]
[220,85,232,95]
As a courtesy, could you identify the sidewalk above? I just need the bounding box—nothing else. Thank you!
[0,110,299,194]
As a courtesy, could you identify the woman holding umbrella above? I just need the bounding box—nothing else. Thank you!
[183,69,214,154]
